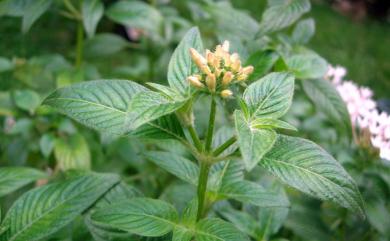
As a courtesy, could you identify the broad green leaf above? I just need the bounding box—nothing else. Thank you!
[131,114,185,140]
[284,52,328,79]
[54,134,91,171]
[144,151,199,185]
[251,118,297,131]
[302,78,352,137]
[235,110,277,171]
[39,133,55,158]
[245,50,279,81]
[0,167,47,197]
[366,199,390,236]
[84,33,129,58]
[106,0,162,33]
[261,135,365,216]
[91,198,178,237]
[0,0,31,16]
[243,72,295,119]
[209,160,244,192]
[0,57,13,72]
[218,180,289,208]
[0,173,120,241]
[43,80,147,135]
[22,0,52,33]
[219,207,259,239]
[85,182,142,241]
[127,91,185,130]
[258,0,311,35]
[167,27,203,96]
[195,218,249,241]
[292,18,315,44]
[212,126,238,156]
[172,227,193,241]
[207,2,259,41]
[82,0,104,38]
[12,89,41,113]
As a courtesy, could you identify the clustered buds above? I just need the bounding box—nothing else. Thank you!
[187,40,254,98]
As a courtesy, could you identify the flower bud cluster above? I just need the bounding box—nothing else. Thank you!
[326,65,390,161]
[187,41,254,98]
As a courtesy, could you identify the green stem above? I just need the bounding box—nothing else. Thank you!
[204,97,216,152]
[196,162,210,220]
[75,21,84,68]
[213,136,236,156]
[188,125,202,152]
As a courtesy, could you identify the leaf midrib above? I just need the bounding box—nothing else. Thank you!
[45,97,126,114]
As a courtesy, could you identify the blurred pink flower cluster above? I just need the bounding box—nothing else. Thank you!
[326,65,390,161]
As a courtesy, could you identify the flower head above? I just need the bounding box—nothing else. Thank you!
[188,41,254,98]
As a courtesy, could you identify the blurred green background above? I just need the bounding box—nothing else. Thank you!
[1,0,389,97]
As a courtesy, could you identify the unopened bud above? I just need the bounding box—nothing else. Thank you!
[237,73,248,81]
[200,64,212,76]
[241,66,254,75]
[222,71,234,86]
[222,52,231,67]
[188,76,204,88]
[215,45,224,57]
[230,53,241,72]
[206,74,216,92]
[222,40,230,52]
[221,89,233,98]
[189,48,207,69]
[206,50,214,65]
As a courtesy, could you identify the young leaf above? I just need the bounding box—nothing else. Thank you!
[22,0,52,33]
[235,110,277,171]
[127,91,185,130]
[91,198,178,237]
[245,50,279,81]
[167,27,203,96]
[39,133,55,158]
[302,78,352,138]
[0,167,47,197]
[261,135,365,216]
[292,18,315,44]
[195,218,250,241]
[43,80,147,135]
[243,72,295,119]
[12,89,41,113]
[82,0,104,38]
[54,134,91,171]
[258,0,311,35]
[284,52,328,79]
[106,0,162,33]
[0,173,120,241]
[144,151,199,185]
[218,180,290,208]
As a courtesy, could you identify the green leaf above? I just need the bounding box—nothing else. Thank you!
[144,151,199,185]
[292,18,315,44]
[251,118,297,131]
[235,110,277,171]
[243,72,295,119]
[54,134,91,171]
[82,0,104,38]
[22,0,52,33]
[261,135,365,216]
[130,114,185,140]
[0,173,120,241]
[218,207,259,239]
[209,160,244,193]
[284,52,328,79]
[245,50,279,81]
[302,78,352,137]
[212,126,238,156]
[258,0,311,35]
[218,180,289,208]
[167,27,203,96]
[0,57,13,72]
[0,0,30,17]
[84,33,129,58]
[106,0,162,33]
[0,167,47,197]
[127,91,185,130]
[91,198,178,237]
[195,218,249,241]
[12,89,41,113]
[39,133,55,158]
[43,80,147,135]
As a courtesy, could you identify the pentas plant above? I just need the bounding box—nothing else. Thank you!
[0,27,364,241]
